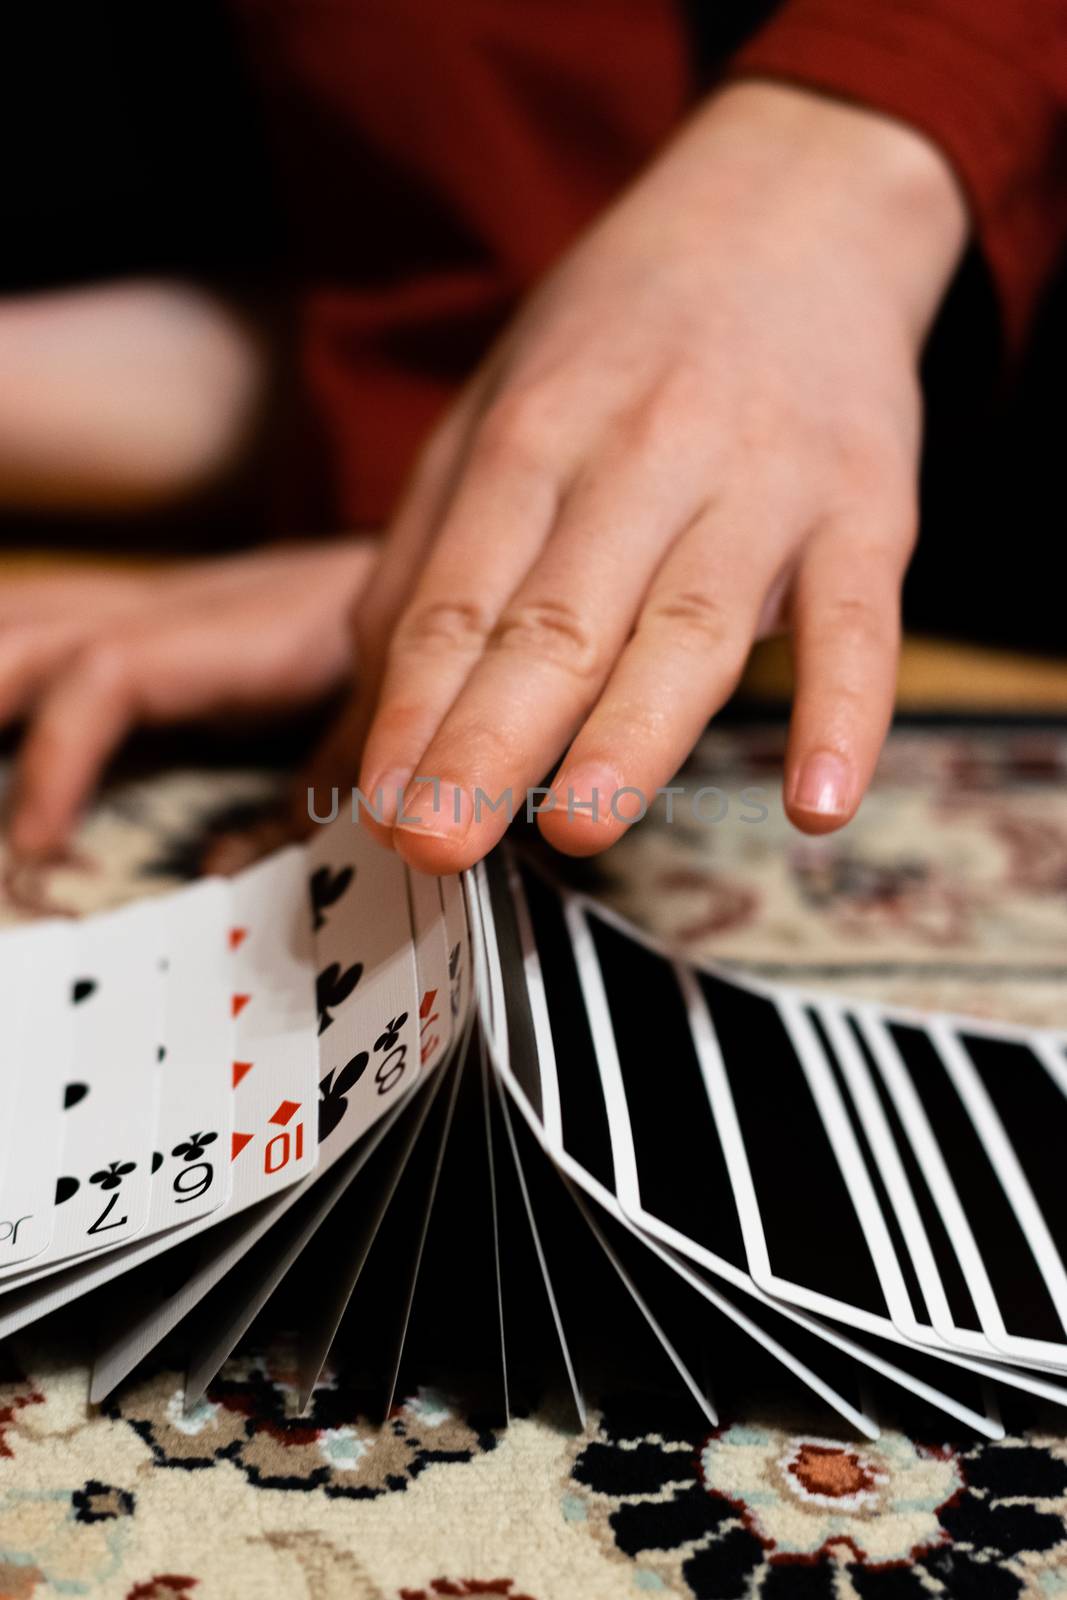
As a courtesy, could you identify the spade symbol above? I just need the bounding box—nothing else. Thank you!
[63,1082,89,1110]
[71,979,96,1005]
[55,1176,79,1205]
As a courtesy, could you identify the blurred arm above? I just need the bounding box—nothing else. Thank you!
[0,279,269,512]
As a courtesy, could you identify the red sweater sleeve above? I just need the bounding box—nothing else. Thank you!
[730,0,1067,351]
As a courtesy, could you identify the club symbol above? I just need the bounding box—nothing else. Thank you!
[89,1161,136,1191]
[318,1052,368,1141]
[309,864,355,932]
[172,1131,218,1163]
[374,1015,408,1054]
[316,961,363,1035]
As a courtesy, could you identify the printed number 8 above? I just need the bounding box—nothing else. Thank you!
[376,1045,406,1095]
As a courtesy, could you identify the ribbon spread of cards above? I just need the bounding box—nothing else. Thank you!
[2,817,1067,1440]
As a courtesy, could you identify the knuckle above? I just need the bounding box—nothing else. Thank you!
[620,389,686,458]
[640,590,741,659]
[394,599,491,657]
[475,386,558,469]
[75,638,133,692]
[821,593,895,651]
[437,710,525,777]
[488,599,602,681]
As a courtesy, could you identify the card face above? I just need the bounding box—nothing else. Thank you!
[146,881,235,1234]
[308,818,419,1166]
[408,868,451,1076]
[230,844,318,1042]
[7,898,167,1274]
[857,1010,1067,1366]
[0,922,76,1269]
[228,848,319,1208]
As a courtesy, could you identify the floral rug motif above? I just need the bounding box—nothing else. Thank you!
[1,722,1066,1598]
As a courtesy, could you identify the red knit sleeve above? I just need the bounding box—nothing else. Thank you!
[729,0,1067,352]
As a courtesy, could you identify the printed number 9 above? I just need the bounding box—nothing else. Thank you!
[174,1163,212,1204]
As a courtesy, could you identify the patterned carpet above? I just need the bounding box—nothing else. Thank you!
[2,720,1067,1599]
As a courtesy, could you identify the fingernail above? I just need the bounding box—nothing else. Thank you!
[791,751,852,816]
[553,763,630,827]
[395,781,472,842]
[361,769,411,827]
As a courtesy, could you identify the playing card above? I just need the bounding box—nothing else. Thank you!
[176,1088,422,1410]
[811,1001,1005,1361]
[442,871,471,1037]
[939,1022,1067,1341]
[493,866,1043,1435]
[408,867,452,1075]
[0,921,76,1269]
[294,1061,450,1409]
[228,847,319,1206]
[309,816,420,1160]
[859,1009,1067,1367]
[683,963,897,1336]
[481,866,882,1435]
[0,898,166,1279]
[146,880,235,1233]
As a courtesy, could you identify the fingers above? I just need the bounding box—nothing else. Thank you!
[538,502,774,856]
[354,396,579,824]
[8,642,140,856]
[783,517,910,833]
[0,622,85,725]
[387,462,711,874]
[297,383,493,834]
[10,550,371,857]
[9,616,261,855]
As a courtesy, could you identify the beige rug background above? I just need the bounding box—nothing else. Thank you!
[2,720,1067,1599]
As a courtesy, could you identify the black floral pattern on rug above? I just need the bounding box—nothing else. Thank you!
[105,1352,497,1501]
[568,1396,1067,1597]
[71,1480,136,1524]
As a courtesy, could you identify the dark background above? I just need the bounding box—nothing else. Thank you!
[1,1,1062,656]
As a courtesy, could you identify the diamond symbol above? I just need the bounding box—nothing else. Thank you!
[269,1100,300,1126]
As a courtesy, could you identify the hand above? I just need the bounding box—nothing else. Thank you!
[4,540,377,856]
[305,82,968,871]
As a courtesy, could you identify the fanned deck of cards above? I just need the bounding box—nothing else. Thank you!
[3,815,1067,1441]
